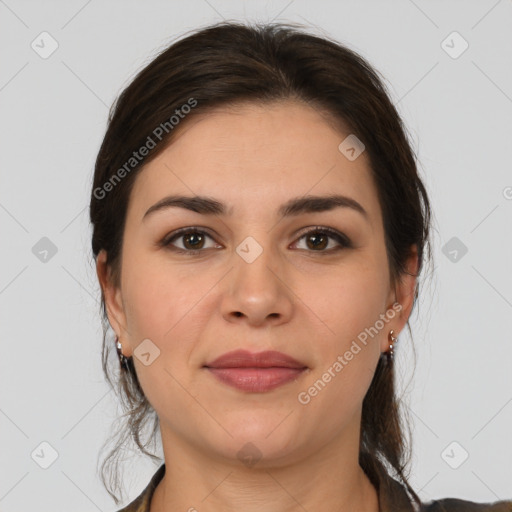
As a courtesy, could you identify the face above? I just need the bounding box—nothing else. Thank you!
[98,100,416,468]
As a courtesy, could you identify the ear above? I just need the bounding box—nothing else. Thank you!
[96,249,132,357]
[381,245,419,352]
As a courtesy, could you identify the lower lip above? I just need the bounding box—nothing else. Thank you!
[205,367,307,392]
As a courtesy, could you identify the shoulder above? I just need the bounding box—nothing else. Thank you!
[421,497,512,512]
[371,459,511,512]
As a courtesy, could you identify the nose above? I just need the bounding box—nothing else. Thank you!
[220,241,294,328]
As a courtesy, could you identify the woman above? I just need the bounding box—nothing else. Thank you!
[90,21,511,512]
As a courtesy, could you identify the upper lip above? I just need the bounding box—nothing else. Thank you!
[204,350,307,369]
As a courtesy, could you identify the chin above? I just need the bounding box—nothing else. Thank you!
[216,423,304,466]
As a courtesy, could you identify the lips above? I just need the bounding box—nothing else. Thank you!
[204,350,308,393]
[205,349,307,369]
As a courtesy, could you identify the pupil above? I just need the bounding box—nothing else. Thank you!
[185,233,203,249]
[308,233,327,250]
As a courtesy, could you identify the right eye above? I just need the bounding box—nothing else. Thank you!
[161,228,222,255]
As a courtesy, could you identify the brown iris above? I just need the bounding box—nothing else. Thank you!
[305,232,328,250]
[183,232,205,250]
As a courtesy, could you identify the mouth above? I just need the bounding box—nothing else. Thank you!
[203,349,308,393]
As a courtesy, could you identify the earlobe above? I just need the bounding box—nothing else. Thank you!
[383,245,419,351]
[96,250,131,356]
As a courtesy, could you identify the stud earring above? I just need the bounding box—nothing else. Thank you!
[116,336,129,371]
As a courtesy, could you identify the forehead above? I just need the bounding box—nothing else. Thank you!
[128,100,381,223]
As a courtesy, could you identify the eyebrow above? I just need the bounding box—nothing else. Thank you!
[143,194,368,221]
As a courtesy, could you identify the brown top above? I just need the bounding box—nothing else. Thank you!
[117,462,512,512]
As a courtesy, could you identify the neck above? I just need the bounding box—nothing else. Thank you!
[150,423,379,512]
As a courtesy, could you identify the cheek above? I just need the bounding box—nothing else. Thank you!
[121,251,198,339]
[299,253,389,399]
[296,276,386,431]
[120,260,204,414]
[312,257,390,340]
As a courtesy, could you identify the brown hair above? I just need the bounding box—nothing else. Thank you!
[90,21,432,505]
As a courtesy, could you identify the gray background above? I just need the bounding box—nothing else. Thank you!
[1,0,511,510]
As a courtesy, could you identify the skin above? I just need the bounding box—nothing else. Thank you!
[97,100,418,512]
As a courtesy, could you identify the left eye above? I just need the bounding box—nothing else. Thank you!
[292,227,351,252]
[161,227,351,254]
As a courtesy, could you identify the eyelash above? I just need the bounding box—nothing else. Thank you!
[160,226,352,255]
